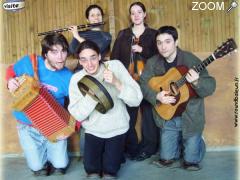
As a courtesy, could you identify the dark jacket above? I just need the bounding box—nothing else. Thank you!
[110,27,158,68]
[70,30,112,72]
[69,30,112,58]
[139,48,216,138]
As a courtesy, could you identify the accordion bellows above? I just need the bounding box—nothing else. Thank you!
[12,75,75,142]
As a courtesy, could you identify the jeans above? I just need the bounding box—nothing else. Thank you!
[160,117,205,164]
[17,123,69,171]
[84,133,126,176]
[79,127,85,157]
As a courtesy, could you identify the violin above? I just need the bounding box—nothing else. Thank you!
[128,37,145,81]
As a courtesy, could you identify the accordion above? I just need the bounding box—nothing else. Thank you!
[11,75,75,142]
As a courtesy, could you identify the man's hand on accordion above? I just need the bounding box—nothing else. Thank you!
[7,77,20,93]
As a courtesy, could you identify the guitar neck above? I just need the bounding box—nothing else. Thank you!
[176,54,216,88]
[175,38,237,88]
[193,55,215,73]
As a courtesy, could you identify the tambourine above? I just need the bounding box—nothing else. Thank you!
[77,75,114,114]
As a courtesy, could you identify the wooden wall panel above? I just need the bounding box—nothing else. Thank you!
[2,0,110,63]
[113,0,239,52]
[2,0,239,63]
[1,0,239,153]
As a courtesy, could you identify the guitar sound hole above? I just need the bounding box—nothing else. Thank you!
[169,82,179,96]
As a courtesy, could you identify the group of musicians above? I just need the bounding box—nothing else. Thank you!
[6,1,216,179]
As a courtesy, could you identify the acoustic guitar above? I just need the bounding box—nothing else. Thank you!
[148,38,237,120]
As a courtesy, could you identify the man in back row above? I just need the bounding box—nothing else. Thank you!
[140,26,216,170]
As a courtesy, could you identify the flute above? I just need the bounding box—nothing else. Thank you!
[37,22,105,36]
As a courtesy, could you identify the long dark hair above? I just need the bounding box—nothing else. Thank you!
[129,1,146,14]
[85,4,104,19]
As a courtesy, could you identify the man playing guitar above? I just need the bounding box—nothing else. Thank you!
[140,26,216,170]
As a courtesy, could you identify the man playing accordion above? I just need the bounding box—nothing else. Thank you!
[6,33,73,176]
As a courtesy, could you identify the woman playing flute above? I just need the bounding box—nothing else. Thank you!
[69,4,112,64]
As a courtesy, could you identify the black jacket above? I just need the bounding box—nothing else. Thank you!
[110,27,158,69]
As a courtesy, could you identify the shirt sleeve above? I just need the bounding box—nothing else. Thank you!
[5,64,16,81]
[98,33,112,55]
[114,61,143,107]
[139,58,159,106]
[110,31,123,60]
[140,30,158,60]
[69,38,80,55]
[13,55,34,77]
[185,53,216,98]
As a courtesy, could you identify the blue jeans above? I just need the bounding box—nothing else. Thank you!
[17,123,69,171]
[79,127,85,157]
[160,117,205,164]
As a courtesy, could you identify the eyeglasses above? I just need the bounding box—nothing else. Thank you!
[79,55,99,62]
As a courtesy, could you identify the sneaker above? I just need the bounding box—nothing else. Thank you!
[152,159,175,168]
[103,174,117,179]
[46,163,67,176]
[33,169,48,176]
[86,173,101,179]
[121,156,126,164]
[52,168,66,175]
[32,162,51,176]
[125,153,136,160]
[135,152,151,161]
[182,161,201,171]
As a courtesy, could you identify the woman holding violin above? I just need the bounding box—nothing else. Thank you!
[69,4,112,66]
[111,1,159,161]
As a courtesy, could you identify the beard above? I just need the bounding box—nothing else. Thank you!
[45,59,66,71]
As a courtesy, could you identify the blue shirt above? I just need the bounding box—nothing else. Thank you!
[13,55,72,125]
